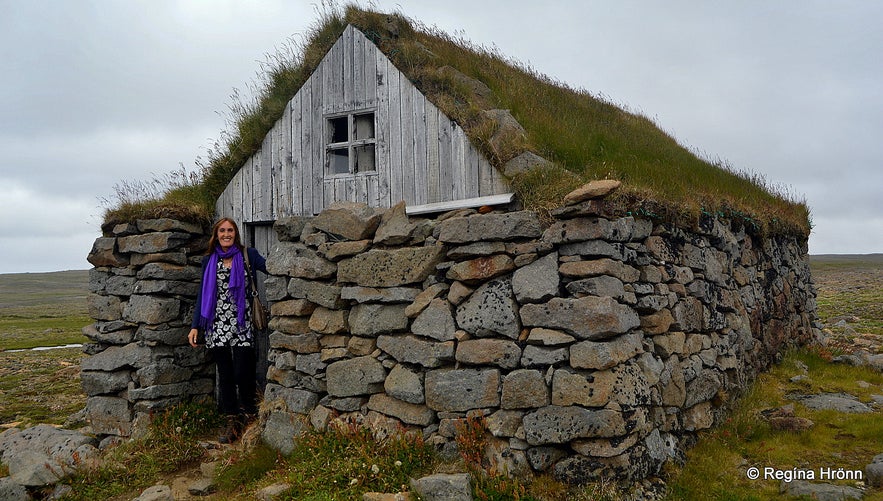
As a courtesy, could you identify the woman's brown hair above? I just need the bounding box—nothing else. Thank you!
[206,217,245,254]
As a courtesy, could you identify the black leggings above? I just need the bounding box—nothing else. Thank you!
[210,345,257,415]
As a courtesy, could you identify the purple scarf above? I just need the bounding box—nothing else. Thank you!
[198,245,248,332]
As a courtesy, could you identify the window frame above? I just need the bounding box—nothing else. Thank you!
[324,108,377,177]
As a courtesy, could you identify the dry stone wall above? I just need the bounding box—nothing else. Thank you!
[84,219,213,441]
[259,198,819,483]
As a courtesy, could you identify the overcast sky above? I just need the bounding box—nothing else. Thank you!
[1,0,880,274]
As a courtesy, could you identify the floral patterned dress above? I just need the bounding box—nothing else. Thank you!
[206,261,253,349]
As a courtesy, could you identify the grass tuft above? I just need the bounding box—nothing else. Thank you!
[214,418,438,499]
[61,401,224,500]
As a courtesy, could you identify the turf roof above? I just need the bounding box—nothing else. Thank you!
[105,4,811,239]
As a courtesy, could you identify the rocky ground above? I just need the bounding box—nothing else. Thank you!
[812,255,883,354]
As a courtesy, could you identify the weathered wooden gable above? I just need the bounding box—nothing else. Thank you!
[216,24,509,225]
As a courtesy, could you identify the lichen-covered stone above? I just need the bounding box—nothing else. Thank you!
[117,232,191,254]
[425,368,500,412]
[455,278,520,339]
[501,369,549,409]
[570,331,644,370]
[521,296,639,340]
[446,254,515,284]
[311,202,382,241]
[338,246,445,287]
[349,304,408,337]
[512,252,559,303]
[384,364,424,404]
[436,211,543,243]
[456,339,522,369]
[367,394,434,426]
[377,335,455,368]
[523,406,630,444]
[411,299,456,341]
[287,278,344,309]
[266,242,336,279]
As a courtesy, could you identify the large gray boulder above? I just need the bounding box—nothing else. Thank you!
[338,246,445,287]
[261,411,308,456]
[410,473,473,501]
[521,296,639,340]
[310,202,382,241]
[512,251,559,303]
[436,211,543,243]
[425,368,500,412]
[266,242,336,279]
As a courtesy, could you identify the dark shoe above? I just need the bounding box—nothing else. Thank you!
[219,415,241,444]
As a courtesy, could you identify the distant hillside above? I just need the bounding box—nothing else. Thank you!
[809,253,883,266]
[0,270,90,351]
[0,270,89,310]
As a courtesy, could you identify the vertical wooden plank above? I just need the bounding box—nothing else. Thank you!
[400,76,415,205]
[240,163,248,223]
[322,179,332,207]
[438,111,453,203]
[412,89,426,205]
[352,25,365,105]
[229,163,240,223]
[346,176,357,203]
[451,127,466,200]
[215,185,228,220]
[343,25,354,106]
[372,41,390,208]
[490,160,510,194]
[362,29,377,106]
[466,146,481,199]
[225,172,236,222]
[322,39,334,114]
[289,94,303,216]
[275,102,291,217]
[312,67,325,215]
[258,132,272,220]
[426,103,440,203]
[477,154,497,197]
[243,155,254,223]
[300,76,313,216]
[333,178,345,203]
[353,174,365,204]
[387,57,404,205]
[367,175,380,207]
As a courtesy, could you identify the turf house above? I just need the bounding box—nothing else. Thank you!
[84,6,819,486]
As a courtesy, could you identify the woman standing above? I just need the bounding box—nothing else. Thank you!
[188,218,267,443]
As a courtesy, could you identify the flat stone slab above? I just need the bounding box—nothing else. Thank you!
[787,392,874,413]
[779,479,863,500]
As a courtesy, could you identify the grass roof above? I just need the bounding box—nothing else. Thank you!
[104,4,811,239]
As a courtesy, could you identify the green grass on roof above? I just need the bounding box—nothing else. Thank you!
[103,3,811,239]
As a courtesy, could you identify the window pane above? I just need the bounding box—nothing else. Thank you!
[328,116,348,143]
[354,144,375,172]
[328,148,350,174]
[354,113,375,140]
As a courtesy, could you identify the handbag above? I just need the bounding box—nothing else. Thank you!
[243,250,268,331]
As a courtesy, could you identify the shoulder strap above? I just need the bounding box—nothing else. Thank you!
[242,248,258,295]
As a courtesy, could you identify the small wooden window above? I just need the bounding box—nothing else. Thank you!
[326,111,376,175]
